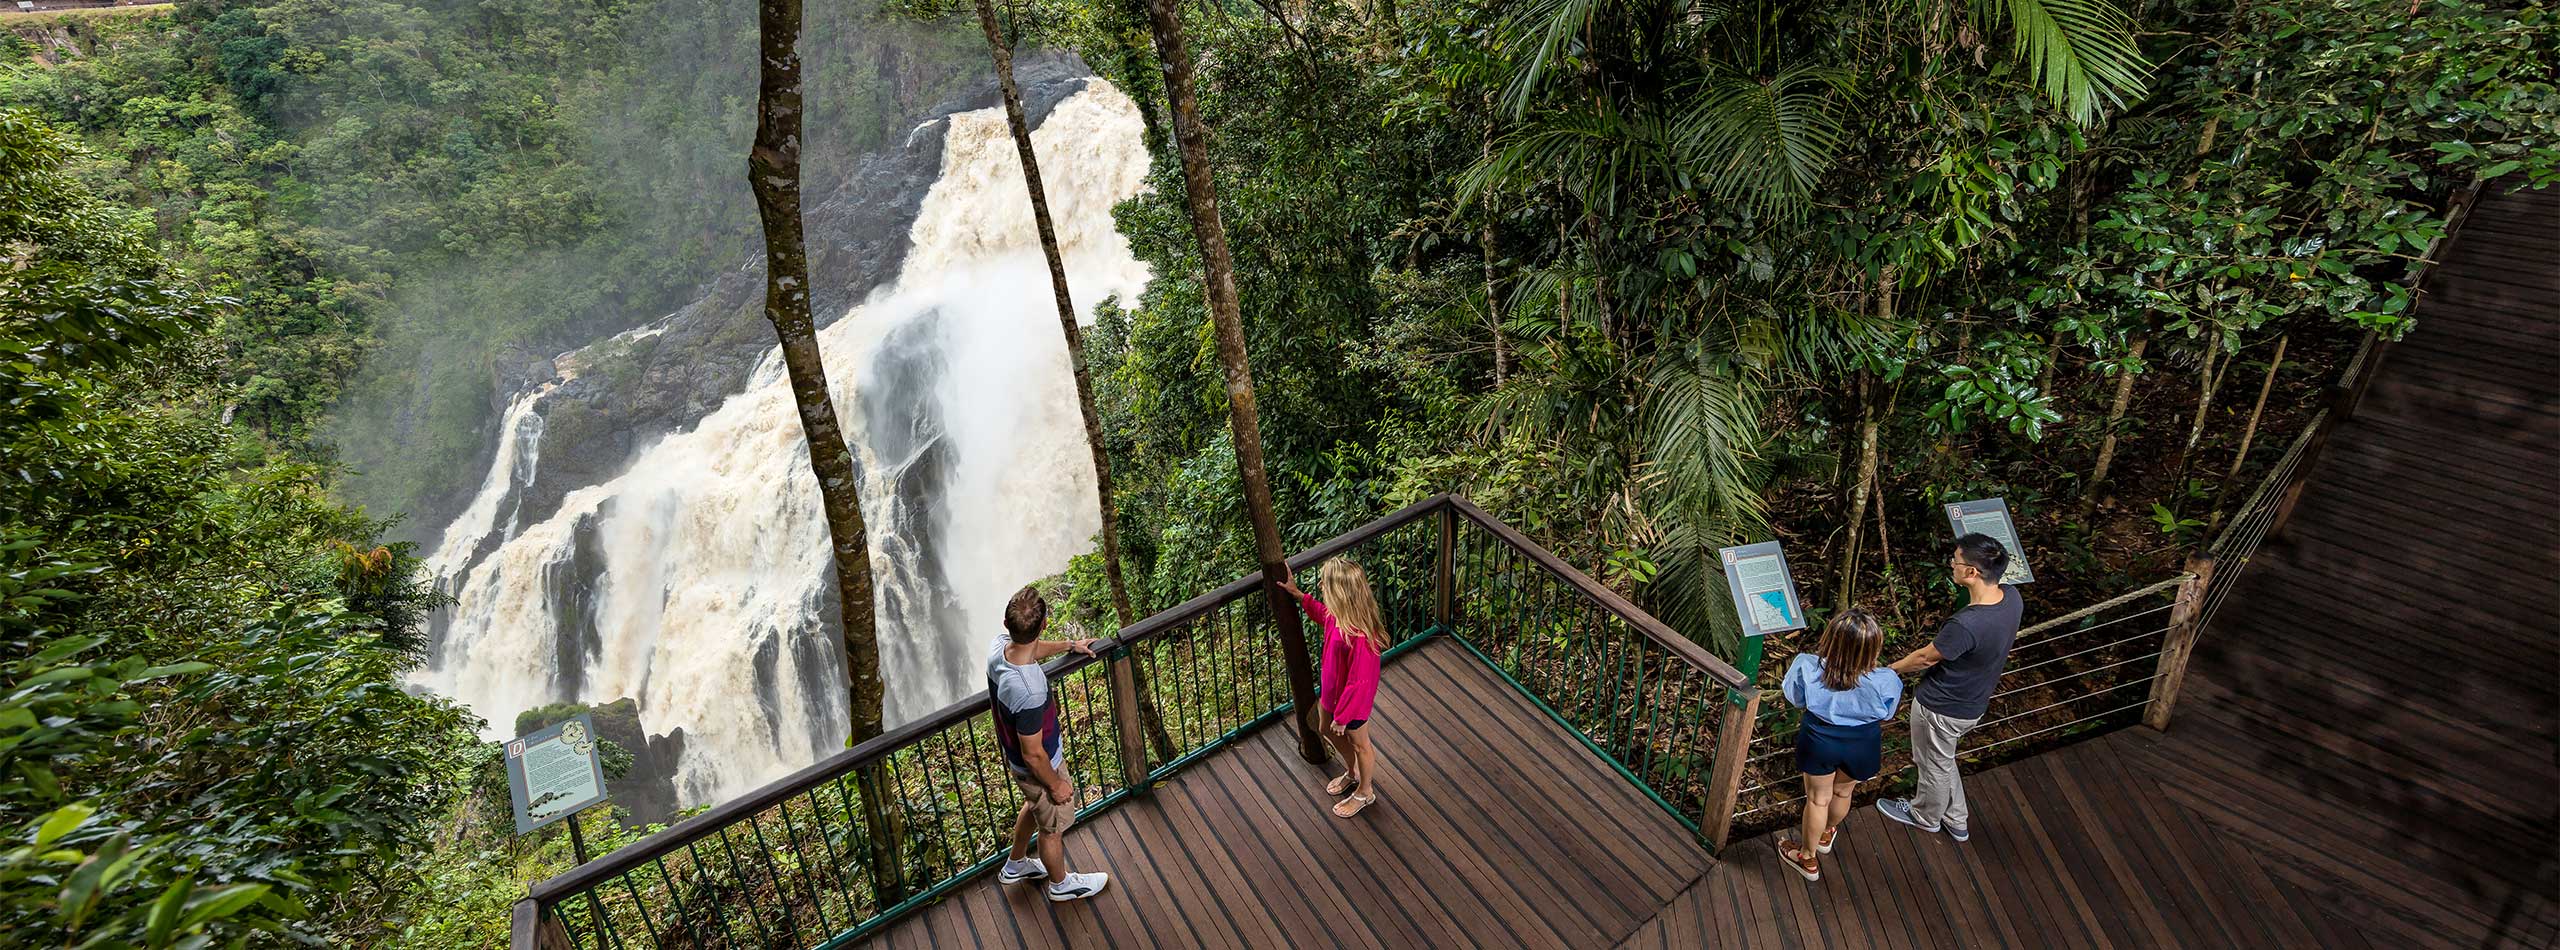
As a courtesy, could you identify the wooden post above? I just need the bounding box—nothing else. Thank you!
[513,899,574,950]
[1700,690,1761,852]
[1434,504,1456,629]
[1108,649,1152,794]
[2143,556,2218,731]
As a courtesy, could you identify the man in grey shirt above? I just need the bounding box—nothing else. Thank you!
[989,586,1110,901]
[1877,534,2024,842]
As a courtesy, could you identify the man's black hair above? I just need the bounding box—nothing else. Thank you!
[1954,533,2011,584]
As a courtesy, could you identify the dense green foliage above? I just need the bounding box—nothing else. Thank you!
[1,104,484,947]
[1041,0,2555,651]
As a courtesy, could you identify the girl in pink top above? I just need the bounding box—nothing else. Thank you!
[1278,557,1385,818]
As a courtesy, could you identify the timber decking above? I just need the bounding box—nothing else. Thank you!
[861,182,2557,949]
[863,637,1715,950]
[1626,179,2560,949]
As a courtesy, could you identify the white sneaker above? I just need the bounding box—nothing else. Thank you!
[997,857,1047,884]
[1047,871,1109,902]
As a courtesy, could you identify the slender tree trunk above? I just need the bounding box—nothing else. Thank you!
[753,0,880,746]
[1836,369,1881,614]
[753,0,903,903]
[970,0,1135,632]
[1480,104,1508,388]
[2084,333,2149,514]
[971,0,1176,761]
[2177,338,2229,475]
[1141,0,1325,763]
[2208,334,2286,530]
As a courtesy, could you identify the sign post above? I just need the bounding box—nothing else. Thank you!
[506,713,610,851]
[1943,497,2036,585]
[1718,541,1809,691]
[507,714,611,932]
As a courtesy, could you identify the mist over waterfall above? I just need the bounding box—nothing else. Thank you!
[410,83,1152,807]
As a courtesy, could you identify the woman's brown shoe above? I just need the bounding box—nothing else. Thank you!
[1776,837,1821,882]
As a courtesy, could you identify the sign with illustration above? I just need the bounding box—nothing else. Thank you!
[1944,497,2037,585]
[1719,541,1808,638]
[506,713,608,834]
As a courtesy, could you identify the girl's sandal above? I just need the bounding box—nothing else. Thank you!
[1326,773,1358,796]
[1775,837,1821,882]
[1816,828,1837,854]
[1332,792,1377,818]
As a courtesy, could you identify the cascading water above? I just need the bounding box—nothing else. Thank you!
[411,82,1152,807]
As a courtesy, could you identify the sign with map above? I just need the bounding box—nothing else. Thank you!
[1718,541,1808,638]
[506,713,608,834]
[1944,497,2037,585]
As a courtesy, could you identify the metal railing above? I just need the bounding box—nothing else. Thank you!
[1727,575,2194,832]
[1724,328,2374,836]
[510,495,1750,948]
[1443,498,1754,845]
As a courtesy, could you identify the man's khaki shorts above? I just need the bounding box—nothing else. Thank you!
[1015,775,1075,834]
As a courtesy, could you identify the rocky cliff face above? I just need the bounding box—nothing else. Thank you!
[492,53,1094,534]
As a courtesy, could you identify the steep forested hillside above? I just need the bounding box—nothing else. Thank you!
[5,0,988,534]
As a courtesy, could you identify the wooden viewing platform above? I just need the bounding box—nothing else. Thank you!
[518,182,2554,950]
[856,182,2559,950]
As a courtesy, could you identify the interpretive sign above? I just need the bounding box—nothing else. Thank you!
[1719,541,1808,639]
[1944,497,2036,585]
[507,714,607,834]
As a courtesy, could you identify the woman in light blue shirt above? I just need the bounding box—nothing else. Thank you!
[1775,608,1901,883]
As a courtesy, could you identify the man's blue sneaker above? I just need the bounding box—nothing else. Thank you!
[1874,798,1942,833]
[1946,823,1970,843]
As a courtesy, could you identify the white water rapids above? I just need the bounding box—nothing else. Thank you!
[411,83,1152,807]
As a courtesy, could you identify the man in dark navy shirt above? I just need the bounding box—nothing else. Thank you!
[1877,534,2025,842]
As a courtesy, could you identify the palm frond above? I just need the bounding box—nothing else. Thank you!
[1670,67,1855,221]
[1494,0,1607,117]
[1637,342,1772,652]
[1977,0,2150,124]
[1459,102,1678,218]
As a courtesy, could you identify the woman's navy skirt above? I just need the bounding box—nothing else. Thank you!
[1794,714,1884,781]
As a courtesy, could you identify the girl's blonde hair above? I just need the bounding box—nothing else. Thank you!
[1319,556,1387,650]
[1815,608,1886,692]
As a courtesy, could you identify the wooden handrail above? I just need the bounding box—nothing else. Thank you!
[528,494,1457,904]
[1448,496,1749,689]
[518,492,1747,937]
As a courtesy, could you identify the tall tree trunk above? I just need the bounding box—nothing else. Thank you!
[2176,338,2229,475]
[970,0,1135,632]
[754,0,880,747]
[1480,103,1508,388]
[1141,0,1326,763]
[2208,334,2286,530]
[1836,369,1880,614]
[2084,333,2149,514]
[753,0,902,903]
[971,0,1177,761]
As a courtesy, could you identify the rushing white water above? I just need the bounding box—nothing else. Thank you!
[411,83,1153,806]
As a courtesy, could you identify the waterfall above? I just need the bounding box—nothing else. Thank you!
[412,82,1152,807]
